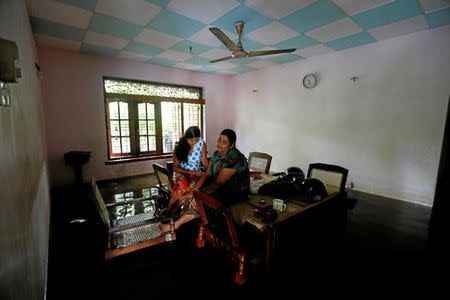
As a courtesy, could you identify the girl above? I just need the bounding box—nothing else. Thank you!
[168,126,208,212]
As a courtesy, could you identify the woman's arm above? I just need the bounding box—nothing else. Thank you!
[201,168,236,194]
[158,213,195,232]
[201,142,209,169]
[193,161,211,190]
[173,154,202,176]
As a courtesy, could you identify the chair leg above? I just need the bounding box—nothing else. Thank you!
[235,253,246,285]
[196,225,205,248]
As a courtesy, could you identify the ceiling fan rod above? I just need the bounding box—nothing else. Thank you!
[235,21,244,49]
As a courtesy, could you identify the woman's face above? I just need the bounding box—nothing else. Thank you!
[187,137,199,149]
[217,134,232,156]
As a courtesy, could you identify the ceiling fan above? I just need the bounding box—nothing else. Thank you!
[208,21,296,63]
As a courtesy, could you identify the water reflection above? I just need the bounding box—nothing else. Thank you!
[111,187,160,219]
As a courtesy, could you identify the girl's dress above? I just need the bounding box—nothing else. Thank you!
[171,138,205,215]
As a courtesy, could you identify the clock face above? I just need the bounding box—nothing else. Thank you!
[303,73,317,89]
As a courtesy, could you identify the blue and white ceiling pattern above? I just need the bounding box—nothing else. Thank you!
[28,0,450,75]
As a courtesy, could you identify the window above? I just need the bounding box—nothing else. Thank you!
[104,78,204,162]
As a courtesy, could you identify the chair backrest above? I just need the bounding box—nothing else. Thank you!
[307,163,348,194]
[153,163,174,195]
[248,152,272,174]
[91,178,111,229]
[194,191,240,250]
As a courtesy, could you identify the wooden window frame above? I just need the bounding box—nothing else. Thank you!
[103,78,204,164]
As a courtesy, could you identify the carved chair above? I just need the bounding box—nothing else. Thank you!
[193,191,246,285]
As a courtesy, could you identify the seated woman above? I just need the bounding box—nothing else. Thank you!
[159,129,249,232]
[195,128,250,204]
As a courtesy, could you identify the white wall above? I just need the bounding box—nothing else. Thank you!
[0,0,49,299]
[40,25,450,205]
[230,25,450,206]
[39,49,232,186]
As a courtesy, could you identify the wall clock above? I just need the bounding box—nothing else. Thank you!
[302,73,318,89]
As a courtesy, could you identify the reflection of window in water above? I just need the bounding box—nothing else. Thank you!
[142,200,155,213]
[112,188,160,218]
[142,188,160,213]
[113,192,135,219]
[142,188,150,199]
[113,191,135,203]
[114,204,135,219]
[149,187,159,196]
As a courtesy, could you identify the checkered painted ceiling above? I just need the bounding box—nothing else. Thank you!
[27,0,450,75]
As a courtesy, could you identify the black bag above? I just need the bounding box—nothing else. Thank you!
[258,181,299,199]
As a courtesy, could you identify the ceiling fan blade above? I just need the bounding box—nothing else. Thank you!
[248,48,296,57]
[210,56,234,63]
[209,27,240,52]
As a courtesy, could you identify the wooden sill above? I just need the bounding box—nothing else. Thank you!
[105,154,172,165]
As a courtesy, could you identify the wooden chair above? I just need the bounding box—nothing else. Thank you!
[194,191,246,285]
[153,163,174,197]
[91,178,176,260]
[248,152,272,174]
[305,164,349,242]
[166,160,174,177]
[307,163,348,195]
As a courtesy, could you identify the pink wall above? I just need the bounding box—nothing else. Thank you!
[39,48,232,186]
[0,0,49,298]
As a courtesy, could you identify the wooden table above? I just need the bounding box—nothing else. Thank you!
[231,191,345,268]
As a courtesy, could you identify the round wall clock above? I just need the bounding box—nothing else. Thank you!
[302,73,318,89]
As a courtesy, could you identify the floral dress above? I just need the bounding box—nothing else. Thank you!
[180,138,205,172]
[171,138,205,215]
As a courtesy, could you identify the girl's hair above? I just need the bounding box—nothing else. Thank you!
[174,138,190,163]
[174,126,201,163]
[220,129,236,147]
[184,126,201,139]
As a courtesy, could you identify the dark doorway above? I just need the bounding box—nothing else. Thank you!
[429,95,450,249]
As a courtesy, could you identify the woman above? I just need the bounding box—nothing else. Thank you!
[168,126,208,211]
[194,128,250,204]
[159,129,249,232]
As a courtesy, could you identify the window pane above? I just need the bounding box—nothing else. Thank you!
[140,136,148,152]
[120,121,129,136]
[138,103,146,119]
[110,121,120,136]
[109,102,119,119]
[121,137,130,153]
[148,121,155,135]
[149,136,156,151]
[139,120,147,135]
[119,102,128,119]
[147,103,155,119]
[183,103,201,129]
[111,137,121,154]
[161,102,181,153]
